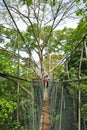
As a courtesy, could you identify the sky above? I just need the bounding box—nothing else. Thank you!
[0,0,80,31]
[17,18,79,31]
[0,0,2,3]
[0,0,80,62]
[0,12,79,62]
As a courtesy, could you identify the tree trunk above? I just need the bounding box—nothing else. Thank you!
[39,49,44,78]
[84,42,87,58]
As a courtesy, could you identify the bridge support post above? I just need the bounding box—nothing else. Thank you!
[78,80,81,130]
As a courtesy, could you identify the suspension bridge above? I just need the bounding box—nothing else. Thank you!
[33,78,87,130]
[0,73,87,130]
[0,1,87,129]
[0,33,87,130]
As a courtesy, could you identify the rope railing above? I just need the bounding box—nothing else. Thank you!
[46,32,87,130]
[19,79,44,130]
[0,76,44,130]
[32,79,44,130]
[47,79,87,130]
[0,71,32,82]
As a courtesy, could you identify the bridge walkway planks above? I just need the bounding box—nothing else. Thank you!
[40,88,51,130]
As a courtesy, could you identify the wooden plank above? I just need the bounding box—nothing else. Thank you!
[40,88,51,130]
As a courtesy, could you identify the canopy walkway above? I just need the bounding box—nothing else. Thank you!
[40,88,51,130]
[0,76,87,130]
[0,1,87,129]
[0,34,87,130]
[27,79,87,130]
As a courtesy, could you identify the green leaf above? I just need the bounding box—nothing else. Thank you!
[27,0,32,6]
[81,104,87,120]
[53,0,56,6]
[76,9,83,16]
[75,0,80,4]
[83,0,86,3]
[19,0,32,6]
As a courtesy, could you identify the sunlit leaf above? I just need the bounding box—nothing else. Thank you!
[75,0,80,4]
[83,0,86,3]
[27,0,32,6]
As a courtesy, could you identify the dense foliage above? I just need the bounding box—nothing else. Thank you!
[0,0,87,129]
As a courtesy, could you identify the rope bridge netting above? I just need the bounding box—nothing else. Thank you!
[48,79,87,130]
[0,21,87,130]
[47,33,87,130]
[0,76,44,130]
[0,75,87,130]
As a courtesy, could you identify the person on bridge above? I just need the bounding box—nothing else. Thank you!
[43,75,49,88]
[43,75,47,88]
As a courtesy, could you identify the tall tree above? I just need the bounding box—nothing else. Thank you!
[0,0,85,77]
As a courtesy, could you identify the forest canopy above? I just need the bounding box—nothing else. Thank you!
[0,0,87,129]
